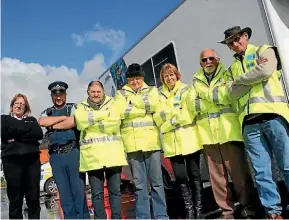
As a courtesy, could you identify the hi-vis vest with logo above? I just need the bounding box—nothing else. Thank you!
[75,96,127,172]
[186,63,243,145]
[153,81,202,158]
[114,83,161,153]
[228,44,289,125]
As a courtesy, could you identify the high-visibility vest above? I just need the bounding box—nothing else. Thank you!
[228,43,289,125]
[75,96,127,172]
[153,80,202,158]
[186,63,243,145]
[114,83,161,153]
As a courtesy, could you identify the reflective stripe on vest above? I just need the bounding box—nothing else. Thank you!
[213,87,219,103]
[98,120,105,133]
[121,121,156,129]
[88,111,94,125]
[163,120,197,134]
[159,85,189,124]
[124,105,133,118]
[80,135,121,146]
[120,90,126,96]
[197,107,236,121]
[121,86,154,114]
[240,80,287,112]
[142,87,153,112]
[159,111,166,122]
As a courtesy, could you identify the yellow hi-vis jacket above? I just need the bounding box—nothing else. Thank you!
[186,63,243,146]
[115,83,161,153]
[75,96,127,172]
[153,80,202,158]
[228,43,289,125]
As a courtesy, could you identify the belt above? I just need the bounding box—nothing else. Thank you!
[243,113,279,126]
[49,141,76,155]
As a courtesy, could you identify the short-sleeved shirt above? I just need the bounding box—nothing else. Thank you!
[40,104,76,117]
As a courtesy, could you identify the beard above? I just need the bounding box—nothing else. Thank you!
[204,66,216,74]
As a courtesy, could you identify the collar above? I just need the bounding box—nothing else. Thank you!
[52,103,67,110]
[122,82,150,94]
[194,62,225,84]
[11,113,27,120]
[233,44,257,60]
[161,80,182,96]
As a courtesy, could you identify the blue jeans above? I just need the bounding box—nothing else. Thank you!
[88,167,122,219]
[243,116,289,215]
[127,150,168,219]
[50,147,90,219]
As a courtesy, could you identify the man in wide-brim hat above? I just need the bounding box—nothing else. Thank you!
[220,25,289,219]
[219,26,252,45]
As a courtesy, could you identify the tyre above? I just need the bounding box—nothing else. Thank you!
[44,177,57,195]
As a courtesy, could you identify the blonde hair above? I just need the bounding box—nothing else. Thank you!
[9,93,32,115]
[160,63,181,85]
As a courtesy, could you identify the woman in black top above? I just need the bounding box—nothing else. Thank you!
[1,93,43,219]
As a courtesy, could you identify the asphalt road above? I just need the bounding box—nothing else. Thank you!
[1,181,288,219]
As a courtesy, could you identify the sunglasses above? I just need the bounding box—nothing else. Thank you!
[201,57,216,63]
[227,36,241,46]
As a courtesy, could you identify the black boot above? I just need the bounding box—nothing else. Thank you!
[192,180,203,219]
[180,183,195,219]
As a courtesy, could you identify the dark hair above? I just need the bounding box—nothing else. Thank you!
[87,80,104,90]
[10,93,32,115]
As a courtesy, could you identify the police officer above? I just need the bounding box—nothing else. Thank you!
[38,81,89,219]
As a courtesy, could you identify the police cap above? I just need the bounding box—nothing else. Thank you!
[48,81,68,94]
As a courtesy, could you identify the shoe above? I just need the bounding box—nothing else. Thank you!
[180,183,195,219]
[217,214,234,219]
[241,207,256,219]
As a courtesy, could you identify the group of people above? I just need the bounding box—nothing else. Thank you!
[1,25,289,220]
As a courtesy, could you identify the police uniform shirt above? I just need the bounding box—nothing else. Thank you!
[40,104,76,117]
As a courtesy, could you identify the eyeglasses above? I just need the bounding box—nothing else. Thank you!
[13,102,25,106]
[227,36,241,46]
[201,57,216,63]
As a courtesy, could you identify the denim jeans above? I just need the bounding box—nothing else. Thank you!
[88,166,122,219]
[243,116,289,215]
[50,147,90,219]
[127,150,168,219]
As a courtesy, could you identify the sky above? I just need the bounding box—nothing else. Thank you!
[1,0,183,117]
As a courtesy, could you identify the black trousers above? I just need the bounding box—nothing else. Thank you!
[2,153,41,219]
[170,151,201,184]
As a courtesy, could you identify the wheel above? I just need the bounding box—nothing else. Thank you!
[44,177,57,195]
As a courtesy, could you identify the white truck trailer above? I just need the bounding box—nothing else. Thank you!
[98,0,289,99]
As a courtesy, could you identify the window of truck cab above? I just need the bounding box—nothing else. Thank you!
[141,42,179,88]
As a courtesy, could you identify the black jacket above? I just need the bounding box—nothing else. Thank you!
[1,115,43,159]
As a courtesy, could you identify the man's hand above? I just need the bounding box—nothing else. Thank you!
[257,58,268,65]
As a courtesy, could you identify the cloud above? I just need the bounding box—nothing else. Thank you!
[71,23,127,63]
[1,54,107,118]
